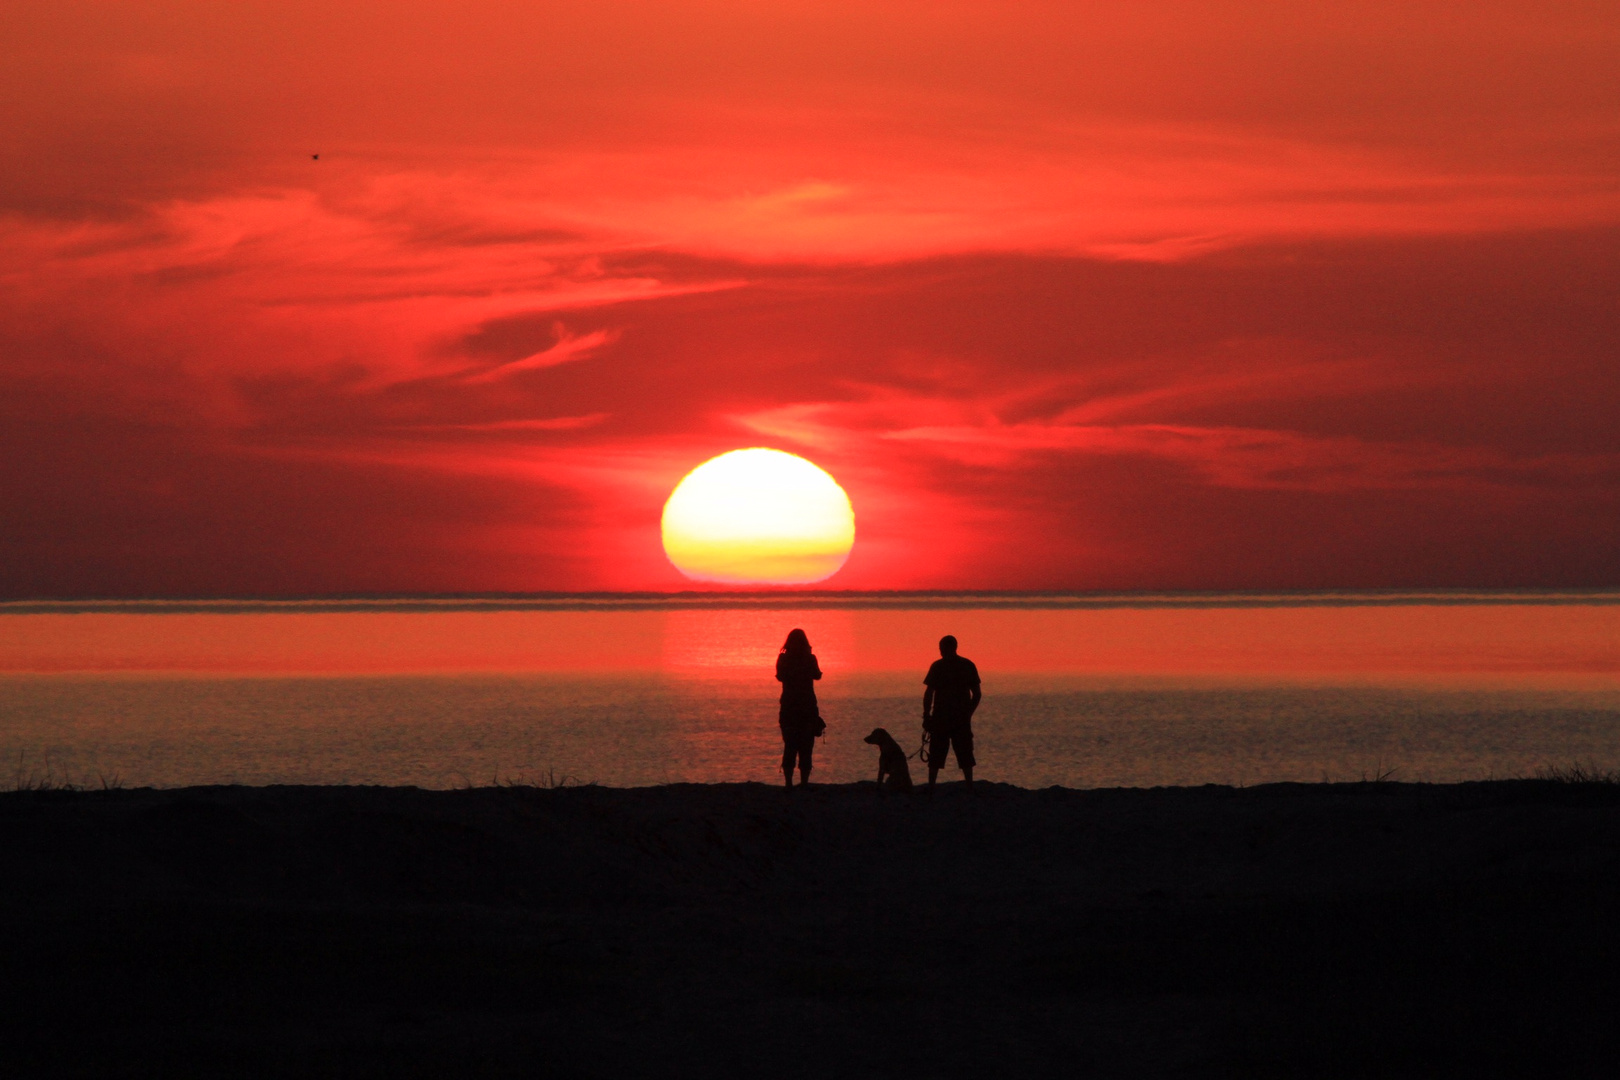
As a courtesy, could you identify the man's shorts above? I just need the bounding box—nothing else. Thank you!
[927,720,975,770]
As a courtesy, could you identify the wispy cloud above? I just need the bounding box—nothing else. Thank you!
[883,420,1620,493]
[459,326,619,383]
[387,413,612,433]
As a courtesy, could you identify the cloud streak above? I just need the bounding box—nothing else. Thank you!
[459,326,620,383]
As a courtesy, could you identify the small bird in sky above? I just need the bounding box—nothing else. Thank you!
[311,154,319,161]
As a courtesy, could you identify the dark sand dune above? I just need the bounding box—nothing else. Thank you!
[4,780,1620,1077]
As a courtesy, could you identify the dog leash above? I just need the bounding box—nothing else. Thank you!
[911,725,931,764]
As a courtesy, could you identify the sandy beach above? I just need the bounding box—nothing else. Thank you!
[4,778,1619,1077]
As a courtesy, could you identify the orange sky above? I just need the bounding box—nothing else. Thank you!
[3,1,1619,594]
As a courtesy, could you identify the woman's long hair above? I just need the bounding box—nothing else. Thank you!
[780,628,812,656]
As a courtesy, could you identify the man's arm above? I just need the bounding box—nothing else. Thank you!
[922,685,935,721]
[967,682,982,718]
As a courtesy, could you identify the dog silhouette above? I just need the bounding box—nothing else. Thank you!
[863,728,914,793]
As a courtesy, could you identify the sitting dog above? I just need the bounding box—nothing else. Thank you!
[863,728,914,793]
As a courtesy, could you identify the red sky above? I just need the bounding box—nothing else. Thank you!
[4,1,1619,595]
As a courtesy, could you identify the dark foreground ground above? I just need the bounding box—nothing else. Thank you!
[4,779,1620,1078]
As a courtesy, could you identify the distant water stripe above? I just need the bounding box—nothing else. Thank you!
[6,589,1620,616]
[2,595,1615,677]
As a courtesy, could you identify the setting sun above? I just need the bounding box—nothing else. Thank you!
[661,448,855,584]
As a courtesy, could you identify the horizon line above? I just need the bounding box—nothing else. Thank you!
[5,587,1620,615]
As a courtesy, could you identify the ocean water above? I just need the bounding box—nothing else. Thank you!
[3,593,1618,789]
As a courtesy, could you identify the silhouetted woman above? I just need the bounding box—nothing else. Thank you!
[775,628,824,787]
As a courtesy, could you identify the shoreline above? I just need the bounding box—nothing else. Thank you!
[5,778,1620,1076]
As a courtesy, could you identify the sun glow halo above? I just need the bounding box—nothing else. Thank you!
[661,448,855,584]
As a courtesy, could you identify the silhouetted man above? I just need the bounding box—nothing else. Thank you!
[923,634,981,790]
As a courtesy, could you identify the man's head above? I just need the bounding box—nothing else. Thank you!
[938,635,958,657]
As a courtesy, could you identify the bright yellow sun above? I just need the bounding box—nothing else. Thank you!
[661,448,856,584]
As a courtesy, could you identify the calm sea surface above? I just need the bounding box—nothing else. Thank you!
[3,593,1618,789]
